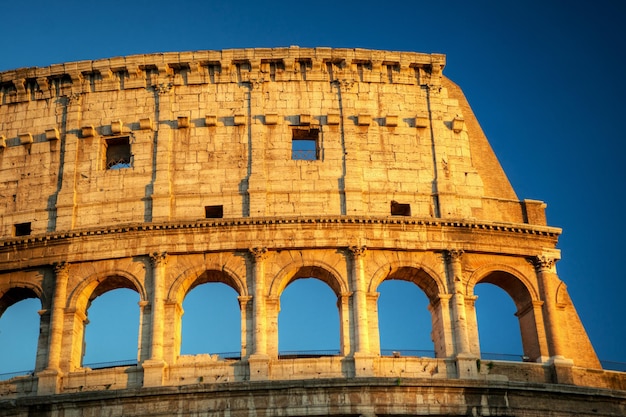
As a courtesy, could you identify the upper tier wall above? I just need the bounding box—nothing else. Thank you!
[0,47,542,238]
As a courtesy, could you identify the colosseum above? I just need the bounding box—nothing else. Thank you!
[0,47,624,416]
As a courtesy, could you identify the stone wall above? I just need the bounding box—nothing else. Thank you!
[0,47,531,237]
[0,48,621,415]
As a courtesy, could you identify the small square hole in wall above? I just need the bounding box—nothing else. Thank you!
[14,222,32,236]
[391,201,411,216]
[105,137,131,170]
[205,205,224,219]
[292,128,319,160]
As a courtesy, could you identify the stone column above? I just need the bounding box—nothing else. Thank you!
[349,245,375,377]
[515,300,549,363]
[143,252,168,387]
[533,256,566,358]
[349,246,370,355]
[367,292,381,355]
[428,293,454,358]
[339,292,353,356]
[464,295,480,356]
[249,247,270,380]
[445,250,471,355]
[444,250,477,379]
[238,295,253,358]
[137,300,150,363]
[37,262,70,394]
[533,255,574,383]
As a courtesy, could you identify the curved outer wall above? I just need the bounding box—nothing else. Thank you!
[0,47,624,416]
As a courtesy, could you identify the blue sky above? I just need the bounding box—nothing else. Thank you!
[1,0,625,373]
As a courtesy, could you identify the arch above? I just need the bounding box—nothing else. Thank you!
[168,263,246,305]
[376,279,434,354]
[0,289,43,374]
[270,260,347,298]
[277,277,340,353]
[467,264,538,311]
[180,282,242,356]
[468,264,544,361]
[82,287,140,365]
[67,269,146,312]
[0,282,43,317]
[369,262,444,303]
[556,281,569,307]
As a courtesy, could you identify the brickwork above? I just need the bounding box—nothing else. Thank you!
[0,47,623,415]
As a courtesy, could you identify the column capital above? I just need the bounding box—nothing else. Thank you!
[348,245,367,258]
[237,295,253,308]
[248,77,266,90]
[53,261,70,276]
[149,252,168,268]
[153,82,173,95]
[249,247,269,262]
[531,255,556,271]
[445,249,464,262]
[332,78,355,92]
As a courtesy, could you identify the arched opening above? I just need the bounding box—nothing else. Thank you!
[278,278,339,356]
[377,280,433,357]
[82,286,140,368]
[0,288,41,377]
[374,266,441,357]
[181,282,241,358]
[474,271,539,362]
[475,284,523,360]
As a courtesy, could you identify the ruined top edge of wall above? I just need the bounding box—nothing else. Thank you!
[0,47,446,92]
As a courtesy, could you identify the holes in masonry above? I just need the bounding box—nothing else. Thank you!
[105,137,131,170]
[205,205,224,219]
[292,128,320,160]
[391,201,411,216]
[14,222,32,236]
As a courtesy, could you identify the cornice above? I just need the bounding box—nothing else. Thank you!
[0,47,446,106]
[0,215,561,249]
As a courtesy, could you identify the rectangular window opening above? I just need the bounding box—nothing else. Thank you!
[205,205,224,219]
[105,137,131,170]
[391,201,411,216]
[14,222,32,236]
[292,128,320,160]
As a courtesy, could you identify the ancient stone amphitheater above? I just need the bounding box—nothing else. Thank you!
[0,47,624,416]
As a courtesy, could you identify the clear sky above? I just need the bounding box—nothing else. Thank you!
[1,0,625,374]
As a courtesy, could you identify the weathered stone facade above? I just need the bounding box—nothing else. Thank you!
[0,47,624,416]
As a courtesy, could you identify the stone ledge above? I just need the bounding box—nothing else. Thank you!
[0,215,561,249]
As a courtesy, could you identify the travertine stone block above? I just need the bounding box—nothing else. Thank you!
[111,120,123,134]
[205,115,217,126]
[81,126,96,137]
[139,118,153,130]
[233,114,246,125]
[18,132,33,145]
[177,116,189,129]
[45,128,60,141]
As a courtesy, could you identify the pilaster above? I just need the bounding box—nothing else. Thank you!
[249,247,270,380]
[54,94,82,231]
[444,250,478,379]
[348,245,375,377]
[238,295,253,358]
[37,262,70,395]
[445,250,471,356]
[150,83,174,222]
[143,252,168,387]
[532,255,567,360]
